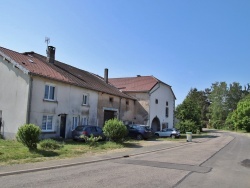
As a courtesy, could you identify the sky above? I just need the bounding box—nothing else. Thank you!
[1,0,250,105]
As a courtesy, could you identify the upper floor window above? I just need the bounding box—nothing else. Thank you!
[166,101,169,106]
[44,84,55,100]
[126,100,129,105]
[165,107,169,118]
[82,94,88,105]
[42,115,53,131]
[155,99,158,104]
[109,97,114,103]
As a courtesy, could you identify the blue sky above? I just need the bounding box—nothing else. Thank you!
[1,0,250,105]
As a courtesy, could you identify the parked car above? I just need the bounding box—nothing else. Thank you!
[154,128,180,138]
[127,124,152,140]
[72,125,106,141]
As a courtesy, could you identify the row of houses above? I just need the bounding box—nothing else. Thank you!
[0,45,176,139]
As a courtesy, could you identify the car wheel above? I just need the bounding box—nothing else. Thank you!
[171,134,176,139]
[155,133,159,137]
[136,134,143,140]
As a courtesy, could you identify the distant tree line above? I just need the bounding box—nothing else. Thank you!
[175,82,250,133]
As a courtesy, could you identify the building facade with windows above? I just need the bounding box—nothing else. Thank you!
[0,46,135,139]
[109,76,176,132]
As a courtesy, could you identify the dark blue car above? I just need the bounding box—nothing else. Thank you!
[127,124,152,140]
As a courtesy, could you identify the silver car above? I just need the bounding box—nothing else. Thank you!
[154,128,180,139]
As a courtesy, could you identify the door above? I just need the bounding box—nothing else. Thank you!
[103,110,115,126]
[60,114,66,138]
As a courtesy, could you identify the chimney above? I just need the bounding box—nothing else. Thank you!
[46,46,56,64]
[104,68,108,83]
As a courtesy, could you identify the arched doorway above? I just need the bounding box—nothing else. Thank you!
[151,116,160,133]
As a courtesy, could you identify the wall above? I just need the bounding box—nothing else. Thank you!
[126,92,149,125]
[0,57,30,139]
[97,93,135,127]
[29,76,98,139]
[149,83,175,129]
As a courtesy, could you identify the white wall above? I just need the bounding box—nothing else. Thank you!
[149,83,175,129]
[0,57,30,139]
[29,76,99,139]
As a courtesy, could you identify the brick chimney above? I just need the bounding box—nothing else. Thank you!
[46,46,56,64]
[104,68,108,83]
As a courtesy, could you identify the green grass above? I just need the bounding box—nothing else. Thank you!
[0,139,125,165]
[0,133,210,165]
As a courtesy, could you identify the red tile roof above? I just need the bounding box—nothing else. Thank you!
[109,76,158,92]
[0,46,134,99]
[109,76,176,99]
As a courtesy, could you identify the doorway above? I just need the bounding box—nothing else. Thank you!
[151,116,160,133]
[60,114,66,138]
[103,110,116,126]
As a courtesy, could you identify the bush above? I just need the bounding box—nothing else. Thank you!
[16,124,41,150]
[176,120,199,134]
[80,134,102,147]
[39,139,63,150]
[103,118,128,142]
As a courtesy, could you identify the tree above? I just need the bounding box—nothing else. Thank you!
[232,94,250,132]
[208,82,228,129]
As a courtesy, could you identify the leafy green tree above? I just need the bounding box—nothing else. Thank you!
[226,82,243,111]
[208,82,228,128]
[232,94,250,132]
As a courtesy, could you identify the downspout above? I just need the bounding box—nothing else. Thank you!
[119,97,122,120]
[26,75,33,124]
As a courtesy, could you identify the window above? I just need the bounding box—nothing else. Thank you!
[82,94,88,105]
[82,117,88,125]
[166,101,169,106]
[165,107,169,118]
[109,97,114,102]
[44,85,55,100]
[42,115,53,131]
[155,99,158,104]
[72,116,78,130]
[126,100,129,105]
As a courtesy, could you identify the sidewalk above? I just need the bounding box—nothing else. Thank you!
[0,135,220,177]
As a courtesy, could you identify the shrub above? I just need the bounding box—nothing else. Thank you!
[39,139,63,150]
[176,120,199,134]
[80,134,102,147]
[103,118,128,142]
[16,124,41,150]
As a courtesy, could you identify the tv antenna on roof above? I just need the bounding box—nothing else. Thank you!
[45,37,50,47]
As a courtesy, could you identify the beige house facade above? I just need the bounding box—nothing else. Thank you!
[0,46,135,139]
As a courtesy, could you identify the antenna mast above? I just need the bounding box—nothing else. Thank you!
[45,37,50,47]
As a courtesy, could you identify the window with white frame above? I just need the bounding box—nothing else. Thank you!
[44,84,55,100]
[72,116,78,130]
[82,117,88,125]
[42,115,53,131]
[82,94,88,105]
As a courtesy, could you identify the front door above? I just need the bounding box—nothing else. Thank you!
[103,110,115,126]
[60,114,66,138]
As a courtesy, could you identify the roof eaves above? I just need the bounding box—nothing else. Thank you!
[0,50,29,75]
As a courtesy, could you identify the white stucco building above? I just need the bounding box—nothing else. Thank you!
[0,46,135,139]
[109,76,176,132]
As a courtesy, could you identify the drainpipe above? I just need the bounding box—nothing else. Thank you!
[26,75,33,124]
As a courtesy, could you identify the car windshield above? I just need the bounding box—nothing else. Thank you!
[75,126,85,131]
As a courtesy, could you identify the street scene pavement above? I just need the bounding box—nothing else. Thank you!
[0,130,249,188]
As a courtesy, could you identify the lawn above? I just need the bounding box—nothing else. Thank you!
[0,133,209,166]
[0,139,127,165]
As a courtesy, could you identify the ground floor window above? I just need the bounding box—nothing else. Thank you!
[82,117,88,125]
[42,115,53,131]
[72,116,78,130]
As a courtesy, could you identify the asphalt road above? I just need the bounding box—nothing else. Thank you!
[0,131,249,188]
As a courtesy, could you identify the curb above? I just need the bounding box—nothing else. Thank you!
[0,142,193,177]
